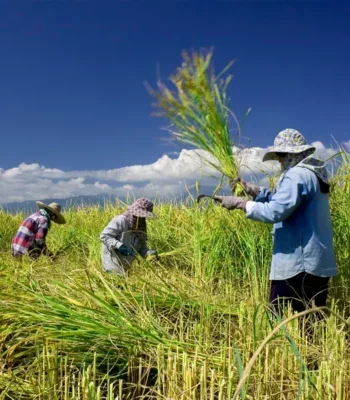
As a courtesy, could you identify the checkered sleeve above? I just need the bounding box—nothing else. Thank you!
[34,217,49,246]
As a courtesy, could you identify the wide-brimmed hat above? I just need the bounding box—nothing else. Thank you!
[36,201,66,224]
[263,129,316,162]
[126,198,157,218]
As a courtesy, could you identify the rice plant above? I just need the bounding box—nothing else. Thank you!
[0,163,350,399]
[147,49,251,184]
[0,50,349,398]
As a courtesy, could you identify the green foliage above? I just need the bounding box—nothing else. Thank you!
[147,49,251,183]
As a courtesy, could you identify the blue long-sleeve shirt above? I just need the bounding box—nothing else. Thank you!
[246,166,337,280]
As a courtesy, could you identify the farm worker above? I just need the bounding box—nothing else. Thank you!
[218,129,337,315]
[100,198,159,276]
[11,201,66,259]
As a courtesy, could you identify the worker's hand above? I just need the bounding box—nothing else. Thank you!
[117,244,133,257]
[230,177,260,199]
[146,250,160,262]
[220,196,248,211]
[44,248,55,260]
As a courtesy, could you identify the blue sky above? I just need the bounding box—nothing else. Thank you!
[0,1,349,203]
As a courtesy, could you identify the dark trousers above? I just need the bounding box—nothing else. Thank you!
[270,272,329,316]
[270,272,330,368]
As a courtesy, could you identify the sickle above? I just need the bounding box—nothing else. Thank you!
[196,194,222,204]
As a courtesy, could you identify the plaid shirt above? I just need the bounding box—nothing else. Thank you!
[11,211,49,256]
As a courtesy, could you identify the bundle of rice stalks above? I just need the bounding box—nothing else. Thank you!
[147,48,250,184]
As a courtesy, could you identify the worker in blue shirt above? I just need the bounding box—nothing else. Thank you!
[217,129,337,315]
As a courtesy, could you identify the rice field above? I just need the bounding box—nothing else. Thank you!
[0,157,349,400]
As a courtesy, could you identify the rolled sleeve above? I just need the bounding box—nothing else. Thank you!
[246,171,306,224]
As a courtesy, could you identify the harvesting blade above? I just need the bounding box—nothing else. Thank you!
[196,194,222,204]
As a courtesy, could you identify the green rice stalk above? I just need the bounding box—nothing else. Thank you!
[147,48,250,183]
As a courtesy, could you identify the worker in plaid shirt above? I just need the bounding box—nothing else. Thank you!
[11,201,66,259]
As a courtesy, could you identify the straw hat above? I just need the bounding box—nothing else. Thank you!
[36,201,66,224]
[263,129,316,162]
[126,198,157,218]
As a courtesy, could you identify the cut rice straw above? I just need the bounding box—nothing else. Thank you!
[146,48,251,183]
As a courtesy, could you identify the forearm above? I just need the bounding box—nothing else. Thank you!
[138,240,157,258]
[100,218,124,251]
[246,201,289,223]
[138,244,150,258]
[31,241,53,257]
[100,234,123,251]
[246,185,301,224]
[34,225,48,248]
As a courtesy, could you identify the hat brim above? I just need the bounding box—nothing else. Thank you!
[36,201,66,224]
[131,209,157,219]
[262,145,316,162]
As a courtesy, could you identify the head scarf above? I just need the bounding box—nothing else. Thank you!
[123,213,147,239]
[279,149,315,172]
[122,198,156,239]
[277,151,330,193]
[39,208,52,229]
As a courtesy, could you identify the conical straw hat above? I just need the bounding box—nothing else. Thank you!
[36,201,66,224]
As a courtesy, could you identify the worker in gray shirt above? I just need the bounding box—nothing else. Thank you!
[100,198,158,276]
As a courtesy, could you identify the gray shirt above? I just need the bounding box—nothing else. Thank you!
[100,215,153,276]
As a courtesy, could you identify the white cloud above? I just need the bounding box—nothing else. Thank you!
[342,140,350,152]
[0,141,346,204]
